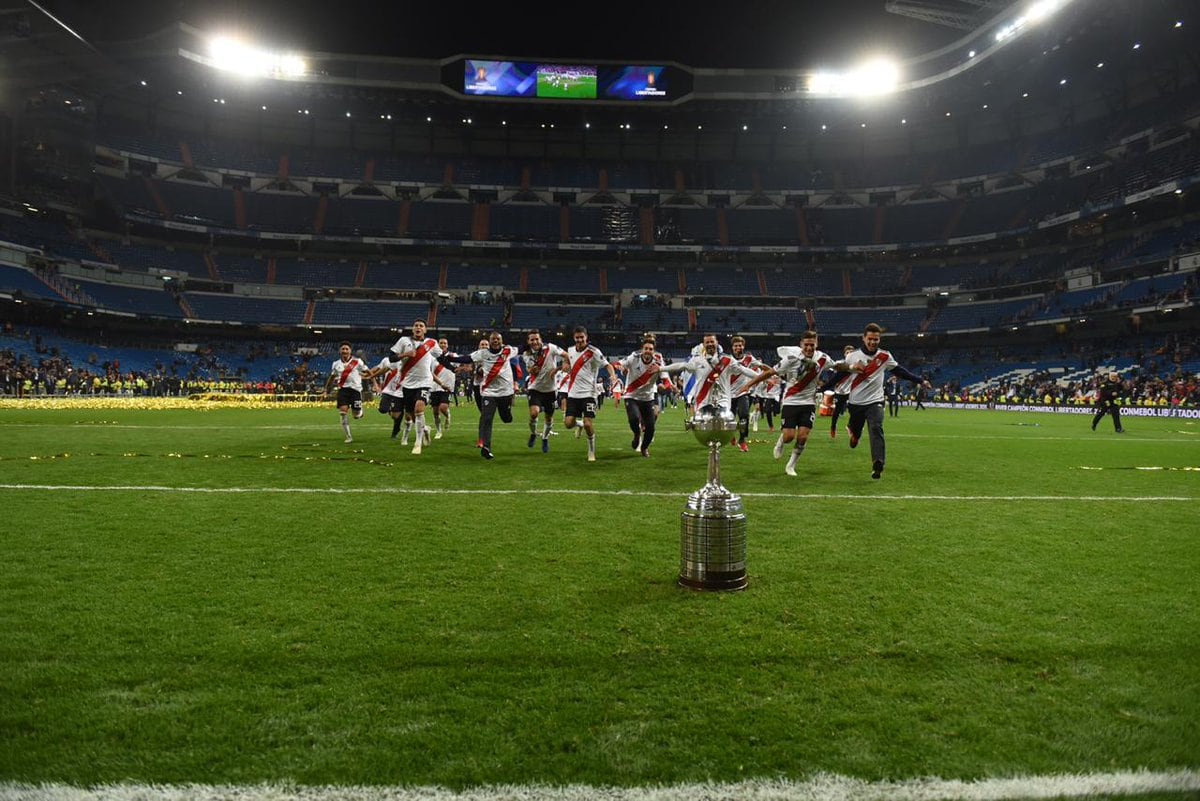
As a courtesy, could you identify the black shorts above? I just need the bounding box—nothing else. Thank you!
[565,397,597,419]
[378,392,401,415]
[429,390,450,407]
[732,394,752,419]
[781,404,817,431]
[336,388,361,409]
[528,390,557,411]
[556,392,567,406]
[402,386,430,413]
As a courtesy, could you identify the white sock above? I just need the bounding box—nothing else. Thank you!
[587,434,595,453]
[340,413,351,438]
[414,418,425,443]
[543,420,553,438]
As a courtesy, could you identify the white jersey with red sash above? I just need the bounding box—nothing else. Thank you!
[843,348,899,405]
[522,343,567,394]
[618,352,665,402]
[471,346,518,398]
[390,336,443,389]
[729,353,764,398]
[678,354,760,412]
[554,369,568,394]
[330,357,369,392]
[565,345,608,399]
[774,350,832,407]
[432,361,456,392]
[375,357,402,397]
[833,370,855,396]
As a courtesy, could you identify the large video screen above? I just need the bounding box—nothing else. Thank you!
[463,60,535,97]
[599,66,668,100]
[456,60,689,102]
[536,65,597,99]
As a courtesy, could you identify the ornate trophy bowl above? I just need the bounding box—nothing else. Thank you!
[679,405,748,591]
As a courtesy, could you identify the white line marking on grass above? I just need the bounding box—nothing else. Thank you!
[2,770,1198,801]
[0,484,1193,502]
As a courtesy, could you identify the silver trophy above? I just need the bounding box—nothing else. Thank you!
[679,406,748,591]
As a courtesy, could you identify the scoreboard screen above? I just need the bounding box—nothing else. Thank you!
[457,59,688,102]
[463,60,535,97]
[599,65,667,100]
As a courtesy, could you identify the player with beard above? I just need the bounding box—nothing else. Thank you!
[562,326,619,462]
[832,323,931,480]
[388,319,443,455]
[662,333,761,418]
[323,341,371,443]
[617,337,667,457]
[744,331,832,477]
[444,331,520,460]
[521,330,568,453]
[727,335,765,452]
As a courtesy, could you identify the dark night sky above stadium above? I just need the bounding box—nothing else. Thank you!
[50,0,958,69]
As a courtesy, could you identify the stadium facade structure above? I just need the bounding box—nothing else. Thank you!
[0,0,1198,367]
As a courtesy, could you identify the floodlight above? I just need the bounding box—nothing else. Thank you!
[207,36,306,79]
[808,58,900,97]
[1026,0,1062,23]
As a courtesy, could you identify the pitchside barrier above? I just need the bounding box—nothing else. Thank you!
[926,402,1200,419]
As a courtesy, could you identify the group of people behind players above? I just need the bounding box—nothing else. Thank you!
[325,320,932,478]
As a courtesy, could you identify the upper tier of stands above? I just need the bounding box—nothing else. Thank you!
[96,97,1200,193]
[92,130,1200,249]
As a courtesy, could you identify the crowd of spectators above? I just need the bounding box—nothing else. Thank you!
[928,333,1200,407]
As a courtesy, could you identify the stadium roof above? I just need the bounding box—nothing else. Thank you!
[19,0,981,69]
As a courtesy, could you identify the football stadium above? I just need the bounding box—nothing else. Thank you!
[1,0,1199,799]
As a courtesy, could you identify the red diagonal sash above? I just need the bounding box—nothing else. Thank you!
[567,347,593,389]
[432,363,453,391]
[851,352,890,389]
[694,357,728,406]
[337,359,359,388]
[785,355,828,399]
[624,359,660,395]
[482,347,511,390]
[527,346,549,383]
[400,339,435,379]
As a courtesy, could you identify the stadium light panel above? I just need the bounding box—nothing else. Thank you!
[207,36,307,79]
[808,58,900,97]
[1026,0,1062,24]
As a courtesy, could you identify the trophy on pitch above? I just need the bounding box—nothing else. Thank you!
[680,406,748,591]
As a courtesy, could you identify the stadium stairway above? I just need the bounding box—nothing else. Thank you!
[795,206,810,246]
[941,199,967,241]
[141,176,171,218]
[176,293,195,319]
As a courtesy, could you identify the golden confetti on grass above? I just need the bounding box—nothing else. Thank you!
[0,395,326,411]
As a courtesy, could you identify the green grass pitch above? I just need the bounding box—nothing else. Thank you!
[1,401,1197,788]
[537,73,597,99]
